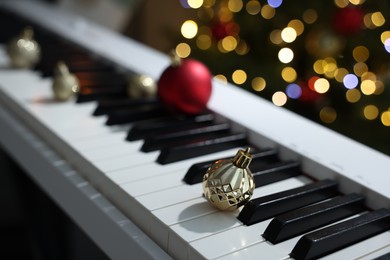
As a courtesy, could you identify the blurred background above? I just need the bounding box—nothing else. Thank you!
[58,0,390,156]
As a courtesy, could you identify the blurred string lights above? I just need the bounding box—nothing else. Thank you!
[177,0,390,128]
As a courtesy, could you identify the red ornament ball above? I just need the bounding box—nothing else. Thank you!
[158,55,212,115]
[332,7,364,35]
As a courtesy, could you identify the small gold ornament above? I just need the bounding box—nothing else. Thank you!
[52,61,80,101]
[7,26,41,68]
[127,74,157,98]
[202,148,255,211]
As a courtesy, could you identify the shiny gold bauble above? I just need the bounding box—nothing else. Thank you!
[52,61,80,101]
[202,148,255,211]
[7,27,41,68]
[127,74,157,98]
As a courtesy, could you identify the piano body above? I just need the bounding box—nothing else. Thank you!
[0,1,389,259]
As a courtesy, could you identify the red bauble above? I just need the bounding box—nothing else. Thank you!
[158,56,212,115]
[332,7,364,35]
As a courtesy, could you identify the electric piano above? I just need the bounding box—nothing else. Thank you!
[0,1,389,259]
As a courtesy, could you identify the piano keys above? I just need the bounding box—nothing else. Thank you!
[0,1,389,259]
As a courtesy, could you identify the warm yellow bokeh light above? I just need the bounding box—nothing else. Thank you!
[252,77,266,91]
[335,68,349,82]
[246,0,261,15]
[314,78,330,93]
[320,107,337,123]
[371,12,385,27]
[381,31,390,44]
[281,67,297,83]
[270,30,283,45]
[261,5,275,19]
[363,105,379,120]
[288,19,304,36]
[381,111,390,126]
[374,80,385,95]
[232,69,247,84]
[278,48,294,63]
[219,6,233,22]
[353,62,368,77]
[281,27,297,43]
[214,74,228,84]
[188,0,204,9]
[313,59,326,74]
[175,43,191,58]
[346,88,361,103]
[235,40,249,55]
[349,0,365,5]
[272,91,287,106]
[352,46,369,62]
[361,80,376,95]
[221,36,238,51]
[181,20,198,39]
[228,0,243,12]
[196,34,212,50]
[303,9,318,24]
[334,0,349,8]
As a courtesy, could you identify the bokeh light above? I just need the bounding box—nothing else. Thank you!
[176,43,191,58]
[320,107,337,123]
[181,20,198,39]
[278,48,294,63]
[343,74,359,89]
[286,84,302,99]
[232,69,247,84]
[363,105,379,120]
[252,77,266,91]
[272,91,287,106]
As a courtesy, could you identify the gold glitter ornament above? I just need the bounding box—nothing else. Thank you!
[52,61,80,101]
[202,148,255,211]
[127,74,157,98]
[7,27,41,68]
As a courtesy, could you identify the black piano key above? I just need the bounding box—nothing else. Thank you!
[141,122,231,152]
[183,148,278,185]
[238,179,339,225]
[290,208,390,260]
[105,103,168,125]
[157,132,248,164]
[263,193,366,244]
[93,97,159,116]
[252,160,301,187]
[127,113,215,141]
[77,86,127,103]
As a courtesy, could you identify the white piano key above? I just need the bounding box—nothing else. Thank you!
[110,148,240,185]
[95,151,159,173]
[72,131,127,151]
[81,140,143,161]
[165,176,311,260]
[215,240,290,260]
[189,220,270,260]
[120,169,185,196]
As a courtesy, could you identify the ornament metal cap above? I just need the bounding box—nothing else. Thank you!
[233,147,252,168]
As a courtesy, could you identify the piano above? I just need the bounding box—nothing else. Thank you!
[0,1,389,259]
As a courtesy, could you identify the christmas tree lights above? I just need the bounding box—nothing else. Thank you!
[177,0,390,155]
